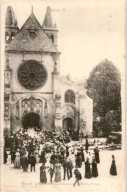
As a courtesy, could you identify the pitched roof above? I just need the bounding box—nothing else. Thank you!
[6,12,58,53]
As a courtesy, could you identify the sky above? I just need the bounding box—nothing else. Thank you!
[1,0,125,80]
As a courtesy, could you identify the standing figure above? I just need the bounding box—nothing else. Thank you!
[76,154,82,168]
[4,149,8,164]
[80,147,85,162]
[40,149,46,164]
[22,153,28,172]
[84,158,92,179]
[30,153,36,172]
[63,158,69,180]
[92,158,98,177]
[34,146,40,164]
[94,147,100,164]
[73,166,82,186]
[65,145,69,157]
[11,149,16,164]
[68,158,73,178]
[14,149,21,169]
[40,163,47,184]
[54,162,61,182]
[110,155,117,176]
[85,138,89,152]
[48,164,55,183]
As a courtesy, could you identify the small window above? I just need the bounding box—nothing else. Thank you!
[5,32,9,41]
[11,32,15,40]
[50,35,54,43]
[65,90,75,104]
[29,31,36,39]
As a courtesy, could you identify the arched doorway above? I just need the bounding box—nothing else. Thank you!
[22,112,42,129]
[63,117,74,131]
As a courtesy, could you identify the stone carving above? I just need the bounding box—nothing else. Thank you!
[4,102,10,118]
[22,97,42,114]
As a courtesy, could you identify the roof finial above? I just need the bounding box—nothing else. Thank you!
[31,6,33,14]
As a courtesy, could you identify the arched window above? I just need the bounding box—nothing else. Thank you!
[65,90,75,104]
[50,35,54,43]
[5,32,9,41]
[11,32,15,40]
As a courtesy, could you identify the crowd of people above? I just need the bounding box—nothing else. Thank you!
[4,127,117,186]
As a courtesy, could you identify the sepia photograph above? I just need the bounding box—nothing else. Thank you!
[0,0,126,192]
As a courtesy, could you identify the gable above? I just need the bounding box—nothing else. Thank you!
[6,13,58,53]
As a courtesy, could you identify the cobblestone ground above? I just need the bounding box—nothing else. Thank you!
[1,147,125,191]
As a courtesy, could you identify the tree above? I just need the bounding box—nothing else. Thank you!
[86,59,121,135]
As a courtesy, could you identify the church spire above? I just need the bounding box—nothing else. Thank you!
[42,6,58,48]
[5,6,18,27]
[5,6,19,45]
[43,6,53,28]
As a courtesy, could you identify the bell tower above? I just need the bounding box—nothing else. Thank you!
[5,6,19,45]
[42,6,58,48]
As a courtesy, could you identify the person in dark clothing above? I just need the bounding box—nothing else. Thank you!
[68,158,73,178]
[40,163,47,184]
[92,158,98,177]
[76,154,82,168]
[80,147,85,162]
[22,154,28,172]
[10,150,15,164]
[94,147,100,164]
[110,155,117,176]
[84,158,92,179]
[30,153,36,172]
[4,149,8,164]
[85,138,89,152]
[40,150,46,164]
[65,145,69,157]
[73,166,82,186]
[50,152,57,165]
[63,158,69,180]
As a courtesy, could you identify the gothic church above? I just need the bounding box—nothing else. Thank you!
[4,6,93,136]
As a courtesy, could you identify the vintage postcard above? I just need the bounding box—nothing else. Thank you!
[0,0,126,192]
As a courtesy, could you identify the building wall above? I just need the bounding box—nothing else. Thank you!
[6,52,55,93]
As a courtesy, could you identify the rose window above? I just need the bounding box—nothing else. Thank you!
[17,60,47,90]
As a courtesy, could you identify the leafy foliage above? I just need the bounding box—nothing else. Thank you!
[86,59,121,134]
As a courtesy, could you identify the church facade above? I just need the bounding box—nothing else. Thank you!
[4,6,93,136]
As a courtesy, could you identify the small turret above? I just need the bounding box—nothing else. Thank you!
[42,6,58,48]
[5,6,19,45]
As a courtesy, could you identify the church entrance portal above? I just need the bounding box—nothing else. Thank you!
[22,112,42,129]
[63,117,74,131]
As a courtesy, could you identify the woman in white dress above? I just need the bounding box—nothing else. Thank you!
[14,149,21,169]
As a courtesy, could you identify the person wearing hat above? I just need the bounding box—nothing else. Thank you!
[73,166,82,186]
[110,155,117,176]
